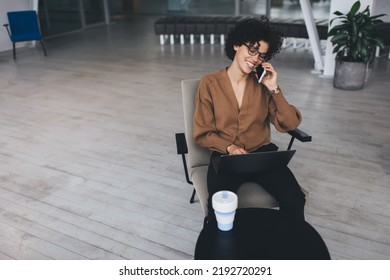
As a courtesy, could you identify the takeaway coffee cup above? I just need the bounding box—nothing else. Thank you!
[212,191,238,231]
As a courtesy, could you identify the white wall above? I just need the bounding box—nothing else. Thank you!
[0,0,33,52]
[374,0,390,22]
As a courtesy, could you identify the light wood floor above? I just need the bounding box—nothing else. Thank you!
[0,15,389,260]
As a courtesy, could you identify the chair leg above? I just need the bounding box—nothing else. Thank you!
[12,42,16,59]
[287,136,295,150]
[40,40,47,56]
[190,188,196,204]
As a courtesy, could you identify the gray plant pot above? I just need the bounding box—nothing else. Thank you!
[333,59,367,90]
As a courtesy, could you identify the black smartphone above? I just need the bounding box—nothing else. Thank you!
[256,65,266,83]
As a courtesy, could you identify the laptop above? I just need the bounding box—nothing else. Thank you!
[211,150,296,174]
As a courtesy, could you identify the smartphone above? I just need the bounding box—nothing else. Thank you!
[256,65,266,83]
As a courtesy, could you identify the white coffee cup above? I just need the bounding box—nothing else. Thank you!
[212,191,238,231]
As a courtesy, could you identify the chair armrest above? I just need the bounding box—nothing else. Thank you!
[175,133,188,154]
[287,128,312,150]
[3,24,11,37]
[175,133,193,186]
[288,128,312,143]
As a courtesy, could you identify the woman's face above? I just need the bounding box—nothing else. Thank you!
[233,40,269,74]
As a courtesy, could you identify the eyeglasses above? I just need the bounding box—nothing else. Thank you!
[243,43,268,61]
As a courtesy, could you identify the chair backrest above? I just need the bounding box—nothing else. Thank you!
[181,79,211,171]
[7,10,42,40]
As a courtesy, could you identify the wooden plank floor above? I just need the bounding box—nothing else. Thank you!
[0,15,389,260]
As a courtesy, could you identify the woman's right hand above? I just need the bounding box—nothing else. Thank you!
[227,144,248,155]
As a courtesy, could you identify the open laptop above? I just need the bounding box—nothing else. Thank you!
[211,150,296,174]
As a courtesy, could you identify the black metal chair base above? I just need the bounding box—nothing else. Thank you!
[190,188,196,203]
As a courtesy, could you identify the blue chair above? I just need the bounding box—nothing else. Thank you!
[3,10,47,59]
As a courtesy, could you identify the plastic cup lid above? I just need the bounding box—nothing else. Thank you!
[212,191,237,213]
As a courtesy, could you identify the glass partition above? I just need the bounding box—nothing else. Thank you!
[39,0,82,36]
[82,0,106,25]
[38,0,330,37]
[39,0,107,37]
[268,0,330,21]
[107,0,329,20]
[182,0,235,15]
[108,0,134,21]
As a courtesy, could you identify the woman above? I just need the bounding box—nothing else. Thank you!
[193,16,306,223]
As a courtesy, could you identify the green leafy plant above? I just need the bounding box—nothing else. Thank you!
[328,0,386,64]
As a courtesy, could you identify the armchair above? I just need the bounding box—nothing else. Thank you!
[3,10,47,59]
[175,79,312,216]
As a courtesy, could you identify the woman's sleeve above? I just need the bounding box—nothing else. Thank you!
[192,80,232,153]
[267,89,302,132]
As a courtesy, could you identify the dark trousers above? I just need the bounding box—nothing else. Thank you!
[207,143,306,222]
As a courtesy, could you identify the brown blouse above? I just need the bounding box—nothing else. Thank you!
[193,68,302,153]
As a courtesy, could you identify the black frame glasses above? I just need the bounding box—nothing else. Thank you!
[243,43,268,61]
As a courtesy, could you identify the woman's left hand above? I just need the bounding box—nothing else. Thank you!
[260,62,278,90]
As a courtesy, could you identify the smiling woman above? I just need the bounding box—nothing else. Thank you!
[193,16,305,223]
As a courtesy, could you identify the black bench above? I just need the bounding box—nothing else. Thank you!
[272,18,328,49]
[154,15,328,46]
[154,16,250,45]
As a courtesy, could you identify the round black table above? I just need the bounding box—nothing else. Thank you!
[195,208,331,260]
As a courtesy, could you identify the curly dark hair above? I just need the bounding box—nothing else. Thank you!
[225,16,284,61]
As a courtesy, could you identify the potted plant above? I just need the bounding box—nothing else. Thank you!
[328,0,386,90]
